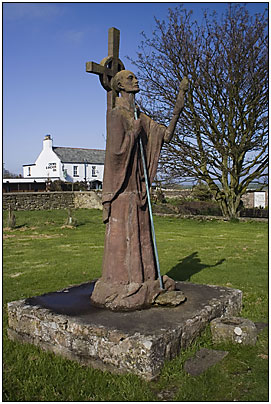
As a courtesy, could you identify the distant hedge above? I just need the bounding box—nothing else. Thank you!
[174,200,222,216]
[153,199,222,216]
[153,199,268,218]
[47,181,96,191]
[240,208,268,218]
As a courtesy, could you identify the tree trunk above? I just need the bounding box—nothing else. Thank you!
[217,193,242,219]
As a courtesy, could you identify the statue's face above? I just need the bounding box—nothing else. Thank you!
[118,71,140,93]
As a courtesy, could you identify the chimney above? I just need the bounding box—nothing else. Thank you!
[43,134,53,150]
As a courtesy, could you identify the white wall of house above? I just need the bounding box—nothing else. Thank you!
[23,135,104,184]
[61,163,104,183]
[23,136,62,179]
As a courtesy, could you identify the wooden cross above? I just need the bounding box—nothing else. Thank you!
[86,27,125,110]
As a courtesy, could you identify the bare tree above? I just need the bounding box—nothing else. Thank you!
[3,164,20,179]
[130,4,268,218]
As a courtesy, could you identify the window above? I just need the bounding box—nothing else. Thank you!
[73,166,79,177]
[92,166,97,177]
[28,167,31,176]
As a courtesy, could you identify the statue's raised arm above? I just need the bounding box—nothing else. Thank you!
[164,76,189,143]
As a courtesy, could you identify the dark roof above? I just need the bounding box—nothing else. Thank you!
[53,147,105,164]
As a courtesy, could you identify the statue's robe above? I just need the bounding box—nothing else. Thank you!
[91,97,175,310]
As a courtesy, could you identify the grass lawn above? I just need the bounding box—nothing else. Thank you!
[3,209,268,401]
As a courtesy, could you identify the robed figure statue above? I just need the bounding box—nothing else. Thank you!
[91,70,188,311]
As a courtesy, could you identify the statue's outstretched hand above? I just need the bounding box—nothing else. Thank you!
[164,76,189,143]
[173,76,189,114]
[179,76,189,92]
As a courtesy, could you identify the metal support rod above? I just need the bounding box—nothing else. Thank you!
[134,106,164,290]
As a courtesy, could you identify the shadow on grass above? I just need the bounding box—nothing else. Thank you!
[14,224,27,229]
[4,224,27,230]
[166,252,226,281]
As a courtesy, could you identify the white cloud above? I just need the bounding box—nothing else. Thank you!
[3,3,64,22]
[63,29,84,44]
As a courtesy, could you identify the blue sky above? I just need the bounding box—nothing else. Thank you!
[3,2,268,175]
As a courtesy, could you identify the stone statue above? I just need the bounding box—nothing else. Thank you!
[86,28,188,311]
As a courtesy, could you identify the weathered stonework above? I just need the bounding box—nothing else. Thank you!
[3,189,267,212]
[7,281,242,380]
[210,316,258,345]
[3,191,102,211]
[154,290,186,306]
[74,191,102,210]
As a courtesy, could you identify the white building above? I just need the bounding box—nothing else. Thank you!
[23,135,105,188]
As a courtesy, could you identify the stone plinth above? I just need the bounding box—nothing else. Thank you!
[7,281,242,380]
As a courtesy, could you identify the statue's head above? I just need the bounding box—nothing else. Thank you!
[112,70,140,94]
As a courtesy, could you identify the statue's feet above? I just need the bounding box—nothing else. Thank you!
[90,275,175,311]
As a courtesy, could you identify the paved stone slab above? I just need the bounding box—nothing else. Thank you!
[184,348,229,376]
[7,281,242,380]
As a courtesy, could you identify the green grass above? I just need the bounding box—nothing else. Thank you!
[3,209,268,401]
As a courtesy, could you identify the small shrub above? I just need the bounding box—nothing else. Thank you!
[73,181,89,191]
[48,180,63,191]
[192,182,213,201]
[152,187,167,204]
[47,180,88,191]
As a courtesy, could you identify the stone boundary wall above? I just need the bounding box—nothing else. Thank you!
[3,191,102,211]
[240,192,254,209]
[156,189,268,209]
[74,191,102,210]
[3,189,267,211]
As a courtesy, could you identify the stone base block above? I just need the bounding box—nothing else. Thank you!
[210,316,257,345]
[7,281,242,380]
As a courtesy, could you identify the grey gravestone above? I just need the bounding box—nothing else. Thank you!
[184,348,228,376]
